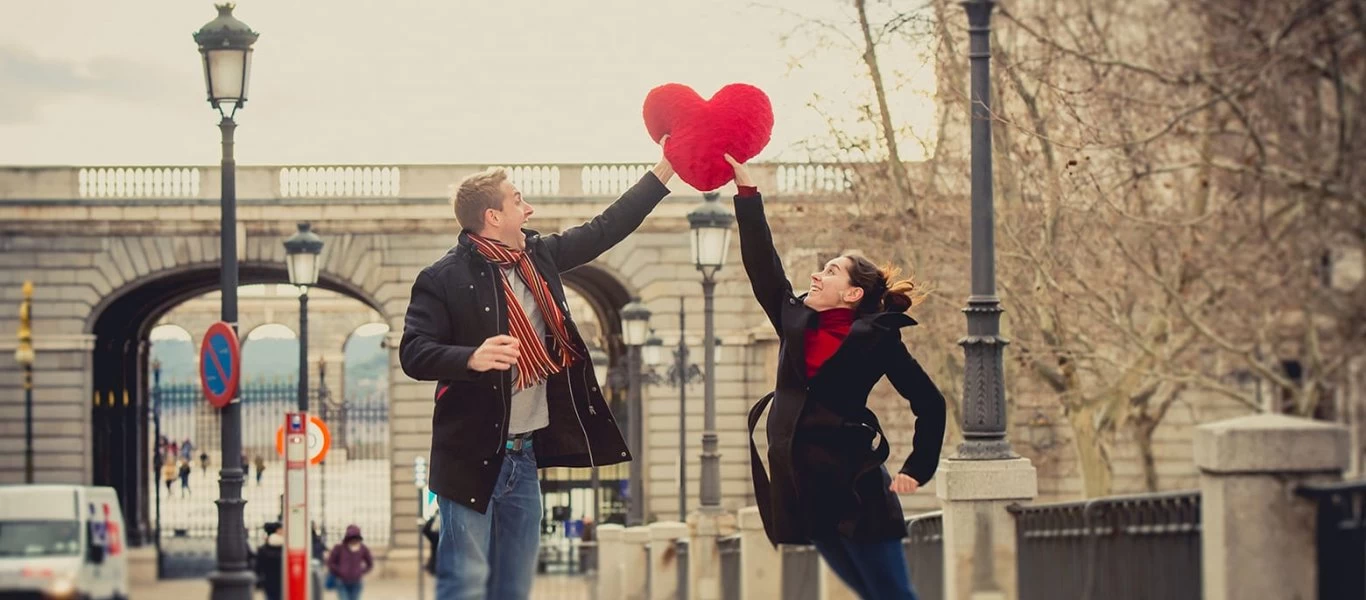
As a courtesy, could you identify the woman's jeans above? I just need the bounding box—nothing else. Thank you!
[335,581,363,600]
[813,535,918,600]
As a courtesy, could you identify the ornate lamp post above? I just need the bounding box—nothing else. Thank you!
[686,192,734,511]
[283,222,324,412]
[957,0,1013,460]
[619,299,651,525]
[193,5,258,597]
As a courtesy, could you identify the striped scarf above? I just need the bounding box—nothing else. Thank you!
[468,233,582,389]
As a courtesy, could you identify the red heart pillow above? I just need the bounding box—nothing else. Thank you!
[642,83,774,191]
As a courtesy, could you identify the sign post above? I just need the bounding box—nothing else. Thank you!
[199,322,240,409]
[283,413,310,600]
[414,456,428,600]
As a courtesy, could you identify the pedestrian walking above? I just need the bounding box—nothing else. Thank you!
[162,459,177,495]
[254,455,266,485]
[326,525,373,600]
[178,460,192,497]
[255,522,284,600]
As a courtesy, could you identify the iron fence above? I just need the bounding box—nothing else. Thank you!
[1298,479,1366,599]
[1011,490,1201,600]
[719,534,741,600]
[781,544,820,600]
[151,380,390,578]
[906,512,944,600]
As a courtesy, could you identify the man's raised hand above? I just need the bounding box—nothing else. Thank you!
[468,335,520,372]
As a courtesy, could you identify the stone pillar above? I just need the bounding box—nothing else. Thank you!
[687,509,737,600]
[648,521,689,600]
[622,525,652,600]
[936,457,1037,600]
[737,507,779,599]
[1196,414,1348,600]
[597,524,625,600]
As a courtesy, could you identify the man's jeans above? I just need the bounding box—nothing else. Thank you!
[435,446,542,600]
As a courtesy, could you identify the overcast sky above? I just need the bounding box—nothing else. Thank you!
[1,0,936,166]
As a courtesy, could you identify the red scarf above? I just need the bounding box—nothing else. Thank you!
[805,308,855,378]
[468,233,582,389]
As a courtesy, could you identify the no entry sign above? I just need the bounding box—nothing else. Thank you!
[199,321,240,409]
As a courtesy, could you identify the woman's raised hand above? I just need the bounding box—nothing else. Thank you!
[724,154,754,188]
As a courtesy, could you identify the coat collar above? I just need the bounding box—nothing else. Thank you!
[454,228,544,259]
[794,293,919,330]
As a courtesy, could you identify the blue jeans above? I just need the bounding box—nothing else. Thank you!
[813,536,918,600]
[335,581,362,600]
[435,446,542,600]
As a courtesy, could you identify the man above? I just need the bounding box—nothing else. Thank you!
[400,142,674,599]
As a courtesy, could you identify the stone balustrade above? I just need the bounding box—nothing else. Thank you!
[0,162,864,202]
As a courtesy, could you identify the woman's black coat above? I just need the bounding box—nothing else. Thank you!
[735,194,947,545]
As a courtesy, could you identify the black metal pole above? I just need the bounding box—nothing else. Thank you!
[209,115,253,599]
[699,276,720,509]
[298,290,309,412]
[152,363,163,578]
[957,0,1012,460]
[677,297,688,519]
[627,344,644,526]
[23,362,33,483]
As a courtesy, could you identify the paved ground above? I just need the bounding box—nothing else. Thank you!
[131,574,592,599]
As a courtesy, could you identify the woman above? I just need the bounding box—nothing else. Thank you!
[727,155,946,600]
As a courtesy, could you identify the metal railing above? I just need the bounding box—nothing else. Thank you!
[719,534,741,600]
[1298,479,1366,600]
[781,544,821,600]
[906,512,944,600]
[1010,490,1201,600]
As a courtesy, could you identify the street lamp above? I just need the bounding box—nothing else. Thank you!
[957,0,1014,460]
[194,4,258,598]
[16,281,34,484]
[687,192,734,511]
[283,222,324,413]
[619,298,651,525]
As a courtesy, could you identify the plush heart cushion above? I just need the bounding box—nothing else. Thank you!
[642,83,773,191]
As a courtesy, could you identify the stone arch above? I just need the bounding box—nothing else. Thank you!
[84,253,391,555]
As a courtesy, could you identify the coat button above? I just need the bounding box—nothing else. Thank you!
[469,498,476,503]
[483,460,489,466]
[789,298,796,304]
[484,306,491,312]
[469,284,475,289]
[590,386,599,392]
[620,451,627,457]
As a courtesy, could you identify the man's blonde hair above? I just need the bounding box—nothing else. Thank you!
[453,167,509,232]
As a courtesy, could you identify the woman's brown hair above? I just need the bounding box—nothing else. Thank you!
[844,255,924,314]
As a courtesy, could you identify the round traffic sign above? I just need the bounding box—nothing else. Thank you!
[275,415,331,465]
[199,322,241,409]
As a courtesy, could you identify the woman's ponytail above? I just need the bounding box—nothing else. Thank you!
[846,256,926,314]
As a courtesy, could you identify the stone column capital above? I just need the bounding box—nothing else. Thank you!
[1195,413,1348,474]
[648,521,689,542]
[597,523,625,541]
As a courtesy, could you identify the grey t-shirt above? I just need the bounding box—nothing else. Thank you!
[502,265,550,435]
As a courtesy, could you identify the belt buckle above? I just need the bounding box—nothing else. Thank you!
[511,437,526,452]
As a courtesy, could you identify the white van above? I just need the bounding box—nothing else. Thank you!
[0,485,129,600]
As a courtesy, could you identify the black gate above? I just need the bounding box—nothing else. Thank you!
[150,372,391,579]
